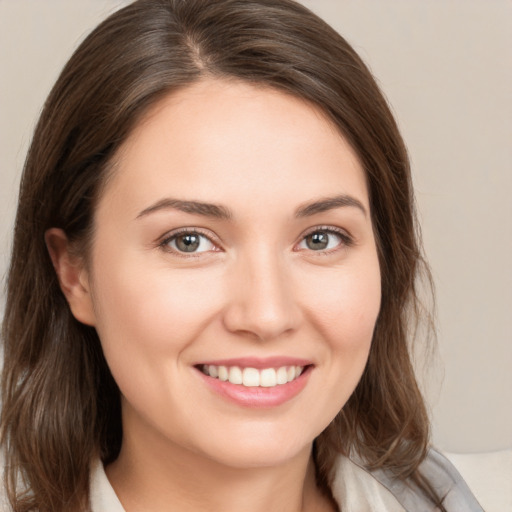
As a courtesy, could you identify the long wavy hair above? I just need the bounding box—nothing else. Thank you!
[1,0,438,510]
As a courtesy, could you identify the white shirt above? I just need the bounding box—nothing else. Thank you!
[89,449,483,512]
[89,456,404,512]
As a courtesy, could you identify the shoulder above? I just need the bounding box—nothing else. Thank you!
[332,454,406,511]
[90,459,125,512]
[0,452,11,512]
[0,454,123,512]
[0,488,8,512]
[417,448,485,510]
[332,448,484,512]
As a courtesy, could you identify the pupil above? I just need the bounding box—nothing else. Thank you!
[307,232,328,250]
[177,234,200,252]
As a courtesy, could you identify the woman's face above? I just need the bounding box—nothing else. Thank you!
[81,79,381,468]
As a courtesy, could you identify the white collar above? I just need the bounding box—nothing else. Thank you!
[90,459,125,512]
[89,456,404,512]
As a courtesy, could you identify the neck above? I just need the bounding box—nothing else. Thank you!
[106,414,333,512]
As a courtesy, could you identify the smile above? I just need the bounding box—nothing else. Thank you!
[200,364,304,388]
[195,357,313,407]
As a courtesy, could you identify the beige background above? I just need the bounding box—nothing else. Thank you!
[0,0,510,453]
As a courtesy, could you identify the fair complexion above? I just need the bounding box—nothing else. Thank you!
[47,79,381,512]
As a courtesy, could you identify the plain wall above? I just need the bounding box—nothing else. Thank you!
[1,0,511,453]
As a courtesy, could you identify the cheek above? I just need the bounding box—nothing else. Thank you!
[302,260,381,353]
[89,254,225,386]
[290,256,381,432]
[89,259,228,427]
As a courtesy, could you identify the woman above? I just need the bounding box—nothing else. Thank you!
[1,0,482,511]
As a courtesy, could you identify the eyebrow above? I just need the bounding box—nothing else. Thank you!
[136,194,367,220]
[136,198,232,220]
[295,194,367,218]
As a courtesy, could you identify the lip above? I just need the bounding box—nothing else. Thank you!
[194,359,313,408]
[195,356,313,369]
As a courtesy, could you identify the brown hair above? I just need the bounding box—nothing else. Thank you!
[1,0,438,510]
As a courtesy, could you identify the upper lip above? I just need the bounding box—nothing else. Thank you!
[195,356,313,369]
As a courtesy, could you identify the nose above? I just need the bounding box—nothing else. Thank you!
[222,249,303,342]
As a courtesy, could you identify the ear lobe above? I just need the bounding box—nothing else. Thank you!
[45,228,96,326]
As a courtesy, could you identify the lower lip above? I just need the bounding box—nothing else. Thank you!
[196,366,312,408]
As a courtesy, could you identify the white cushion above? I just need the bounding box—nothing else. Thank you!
[444,449,512,512]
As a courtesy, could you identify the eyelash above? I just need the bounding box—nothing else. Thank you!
[298,225,354,254]
[158,227,219,258]
[158,225,353,258]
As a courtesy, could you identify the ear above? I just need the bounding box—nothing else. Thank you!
[45,228,96,326]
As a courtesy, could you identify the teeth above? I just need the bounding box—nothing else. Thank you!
[218,366,229,381]
[242,367,259,387]
[260,368,277,387]
[228,366,243,385]
[203,364,306,388]
[276,366,288,385]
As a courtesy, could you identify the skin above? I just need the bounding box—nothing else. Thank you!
[47,79,381,512]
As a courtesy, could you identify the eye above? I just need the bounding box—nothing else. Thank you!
[297,228,351,252]
[161,230,217,255]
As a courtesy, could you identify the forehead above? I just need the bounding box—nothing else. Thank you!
[102,78,369,219]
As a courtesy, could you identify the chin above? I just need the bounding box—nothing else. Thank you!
[185,421,319,470]
[203,442,310,470]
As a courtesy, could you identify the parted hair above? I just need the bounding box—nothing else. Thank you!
[1,0,438,510]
